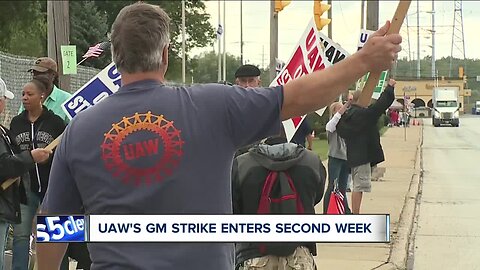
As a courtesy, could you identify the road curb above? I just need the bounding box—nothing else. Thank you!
[381,124,424,270]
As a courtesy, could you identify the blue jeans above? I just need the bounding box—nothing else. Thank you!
[0,222,9,270]
[12,189,40,270]
[323,156,351,214]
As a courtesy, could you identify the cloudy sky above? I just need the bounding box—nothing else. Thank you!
[190,0,479,69]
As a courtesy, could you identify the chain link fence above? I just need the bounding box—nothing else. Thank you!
[0,50,100,126]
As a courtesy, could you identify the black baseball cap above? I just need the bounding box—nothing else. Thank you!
[234,64,261,78]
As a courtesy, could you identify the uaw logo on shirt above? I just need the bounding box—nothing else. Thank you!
[101,112,184,186]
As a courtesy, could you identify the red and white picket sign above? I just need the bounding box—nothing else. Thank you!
[270,19,331,142]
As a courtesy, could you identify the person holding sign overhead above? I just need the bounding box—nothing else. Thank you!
[38,2,402,269]
[336,79,397,214]
[18,57,72,124]
[0,77,51,270]
[9,75,65,270]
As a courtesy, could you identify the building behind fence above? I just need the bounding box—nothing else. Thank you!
[0,50,100,126]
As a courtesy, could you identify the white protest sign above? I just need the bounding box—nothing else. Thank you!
[270,18,331,142]
[317,32,350,65]
[315,32,351,116]
[357,29,373,51]
[275,58,286,76]
[62,63,121,119]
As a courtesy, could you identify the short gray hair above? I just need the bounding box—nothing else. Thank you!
[111,2,171,74]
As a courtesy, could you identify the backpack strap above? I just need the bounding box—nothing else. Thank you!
[257,171,277,214]
[257,171,305,214]
[257,171,277,255]
[283,172,305,214]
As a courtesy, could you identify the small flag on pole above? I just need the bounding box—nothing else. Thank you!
[82,41,110,59]
[216,24,223,39]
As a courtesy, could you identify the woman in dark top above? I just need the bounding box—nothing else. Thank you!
[9,75,65,270]
[0,77,51,270]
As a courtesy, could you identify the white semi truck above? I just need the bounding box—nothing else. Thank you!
[432,87,460,127]
[474,101,480,115]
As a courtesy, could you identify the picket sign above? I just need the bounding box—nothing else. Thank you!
[358,1,412,106]
[270,19,331,142]
[315,32,351,115]
[355,29,389,100]
[317,32,350,65]
[62,63,121,120]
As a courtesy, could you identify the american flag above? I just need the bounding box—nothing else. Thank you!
[82,41,110,59]
[326,180,346,214]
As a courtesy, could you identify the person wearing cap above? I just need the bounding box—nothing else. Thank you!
[18,57,72,123]
[0,78,14,101]
[233,64,263,157]
[234,64,262,88]
[0,78,51,270]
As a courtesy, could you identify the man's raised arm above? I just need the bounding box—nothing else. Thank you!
[37,243,68,270]
[281,21,402,120]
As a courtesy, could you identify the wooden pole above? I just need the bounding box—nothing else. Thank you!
[269,1,278,83]
[358,1,411,107]
[47,0,71,91]
[327,0,332,39]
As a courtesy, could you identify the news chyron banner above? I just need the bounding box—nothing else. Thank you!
[37,215,390,243]
[62,63,121,120]
[37,216,86,242]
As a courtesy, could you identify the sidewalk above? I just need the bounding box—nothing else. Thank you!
[314,124,423,270]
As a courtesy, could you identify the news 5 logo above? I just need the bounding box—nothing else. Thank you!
[37,216,86,242]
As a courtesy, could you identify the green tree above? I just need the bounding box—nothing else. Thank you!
[93,0,216,81]
[190,51,242,84]
[70,1,110,69]
[0,1,47,56]
[260,67,271,86]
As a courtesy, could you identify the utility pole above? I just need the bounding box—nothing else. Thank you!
[366,0,379,31]
[449,0,466,77]
[240,0,243,65]
[269,1,278,82]
[431,0,435,78]
[181,0,186,84]
[217,1,221,82]
[417,0,421,78]
[327,0,332,39]
[222,0,226,81]
[262,45,265,69]
[47,0,70,91]
[360,0,365,29]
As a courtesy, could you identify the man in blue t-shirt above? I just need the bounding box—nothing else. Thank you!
[37,2,402,270]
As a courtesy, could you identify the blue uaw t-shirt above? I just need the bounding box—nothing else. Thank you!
[42,80,283,270]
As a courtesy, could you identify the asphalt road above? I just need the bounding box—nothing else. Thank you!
[410,115,480,269]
